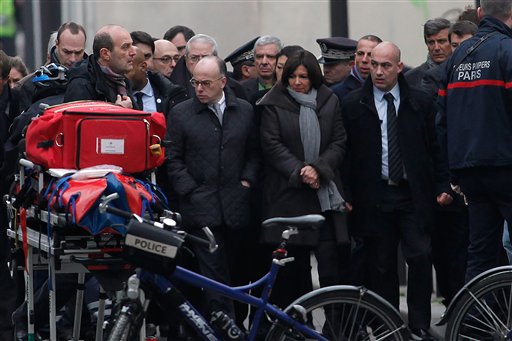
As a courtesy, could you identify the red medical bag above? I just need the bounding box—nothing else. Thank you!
[25,101,166,173]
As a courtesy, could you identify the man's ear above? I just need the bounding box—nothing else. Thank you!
[140,60,148,73]
[477,6,484,20]
[241,65,251,78]
[220,76,228,89]
[397,61,404,74]
[99,47,111,61]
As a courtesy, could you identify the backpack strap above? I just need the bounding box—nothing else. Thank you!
[448,31,499,81]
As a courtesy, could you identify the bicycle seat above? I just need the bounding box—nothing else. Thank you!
[261,214,325,230]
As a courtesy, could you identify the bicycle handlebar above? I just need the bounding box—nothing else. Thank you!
[99,193,218,253]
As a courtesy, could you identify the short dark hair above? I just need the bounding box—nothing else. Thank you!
[449,20,478,42]
[481,0,512,21]
[211,56,227,77]
[458,6,480,25]
[281,50,323,90]
[56,22,86,43]
[359,35,383,44]
[277,45,304,60]
[131,31,155,53]
[423,18,451,43]
[163,25,195,42]
[93,32,113,59]
[0,50,11,79]
[10,56,28,77]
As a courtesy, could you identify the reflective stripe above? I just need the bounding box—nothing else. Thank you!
[447,79,512,89]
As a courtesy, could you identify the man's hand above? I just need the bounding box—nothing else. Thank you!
[345,202,353,212]
[241,180,251,188]
[300,165,320,189]
[115,94,133,108]
[437,192,453,206]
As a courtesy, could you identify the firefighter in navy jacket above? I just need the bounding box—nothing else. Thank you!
[437,1,512,282]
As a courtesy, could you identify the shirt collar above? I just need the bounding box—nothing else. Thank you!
[208,91,226,109]
[138,79,154,98]
[373,82,400,102]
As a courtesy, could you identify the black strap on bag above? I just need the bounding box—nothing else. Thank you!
[448,31,498,81]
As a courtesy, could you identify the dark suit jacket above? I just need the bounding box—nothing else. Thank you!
[341,74,450,236]
[145,70,188,116]
[166,87,260,230]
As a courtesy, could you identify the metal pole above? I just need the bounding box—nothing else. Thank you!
[31,1,42,71]
[330,0,349,37]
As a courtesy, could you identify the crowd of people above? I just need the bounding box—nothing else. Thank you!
[0,0,511,340]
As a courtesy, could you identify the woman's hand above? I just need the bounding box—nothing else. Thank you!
[300,165,320,189]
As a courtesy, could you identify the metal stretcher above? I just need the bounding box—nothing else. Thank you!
[5,159,143,341]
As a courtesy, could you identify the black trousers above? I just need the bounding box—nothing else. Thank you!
[189,226,243,319]
[431,205,468,306]
[455,166,512,282]
[362,181,433,330]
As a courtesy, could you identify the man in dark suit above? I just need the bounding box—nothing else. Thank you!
[341,41,452,341]
[166,56,259,318]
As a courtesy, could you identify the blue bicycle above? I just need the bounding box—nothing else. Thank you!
[99,194,408,341]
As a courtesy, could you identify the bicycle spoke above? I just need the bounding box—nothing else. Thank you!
[266,289,407,341]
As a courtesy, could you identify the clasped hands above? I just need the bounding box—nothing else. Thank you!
[300,165,320,189]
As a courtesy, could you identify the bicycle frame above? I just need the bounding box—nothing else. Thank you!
[138,258,328,341]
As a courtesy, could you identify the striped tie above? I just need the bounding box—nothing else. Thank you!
[384,93,403,183]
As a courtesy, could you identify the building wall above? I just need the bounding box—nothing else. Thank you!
[62,1,330,69]
[62,1,475,69]
[347,1,475,67]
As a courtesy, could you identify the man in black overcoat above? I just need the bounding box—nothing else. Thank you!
[166,56,259,319]
[341,41,452,341]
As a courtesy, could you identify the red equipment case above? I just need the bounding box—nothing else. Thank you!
[26,101,166,173]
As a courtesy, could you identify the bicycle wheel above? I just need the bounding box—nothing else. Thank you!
[265,286,408,341]
[445,270,512,341]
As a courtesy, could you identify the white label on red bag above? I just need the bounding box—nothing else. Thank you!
[125,234,178,259]
[100,138,125,155]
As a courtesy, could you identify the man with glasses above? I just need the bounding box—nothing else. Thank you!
[170,34,247,99]
[153,39,180,78]
[126,46,186,114]
[166,56,259,320]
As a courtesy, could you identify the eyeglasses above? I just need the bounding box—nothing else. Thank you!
[153,55,180,64]
[187,54,212,63]
[189,76,225,88]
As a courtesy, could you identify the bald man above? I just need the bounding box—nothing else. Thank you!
[152,39,180,78]
[126,46,187,114]
[341,42,451,341]
[64,24,136,108]
[166,56,259,319]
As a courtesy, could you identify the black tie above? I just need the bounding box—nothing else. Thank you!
[384,93,403,183]
[135,92,144,111]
